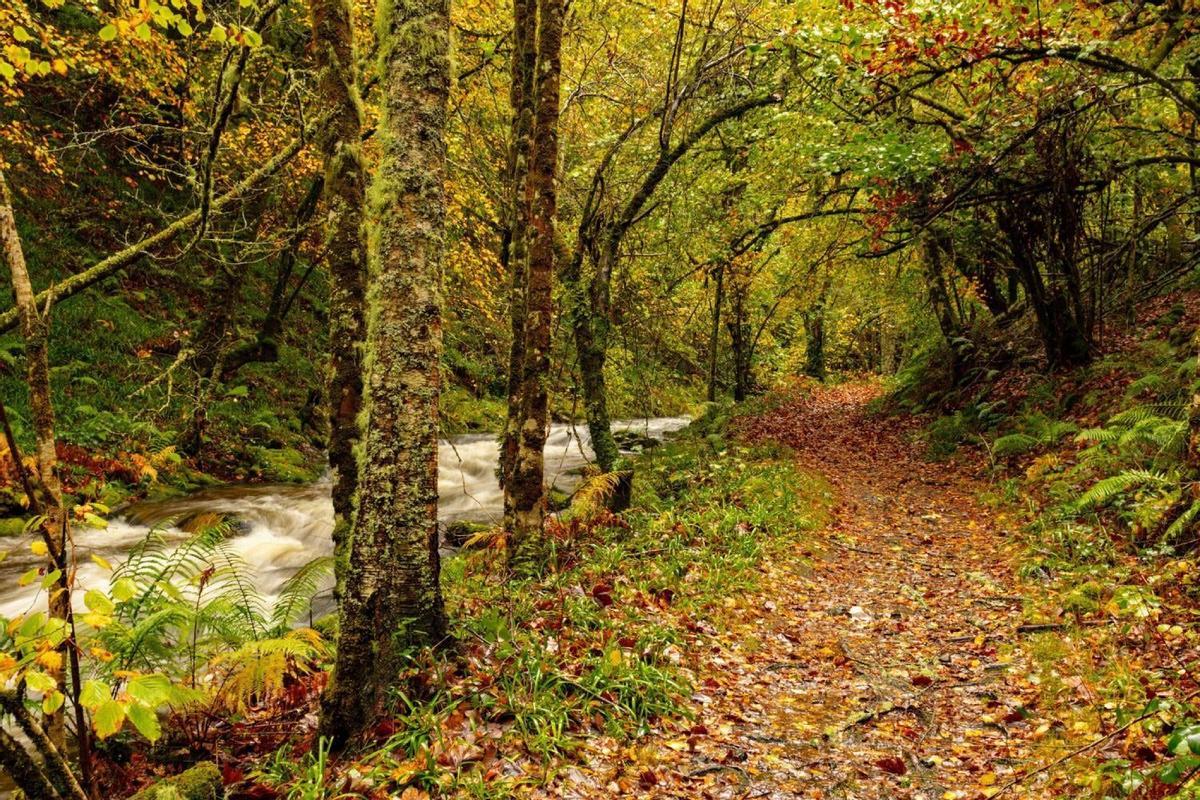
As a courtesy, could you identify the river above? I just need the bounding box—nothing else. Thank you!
[0,418,689,619]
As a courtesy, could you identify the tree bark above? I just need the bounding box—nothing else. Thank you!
[499,0,539,498]
[0,170,72,745]
[319,0,450,745]
[309,0,368,597]
[727,276,751,402]
[706,264,724,402]
[506,0,564,567]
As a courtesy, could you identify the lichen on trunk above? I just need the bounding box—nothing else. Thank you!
[309,0,368,598]
[318,0,450,745]
[506,0,565,568]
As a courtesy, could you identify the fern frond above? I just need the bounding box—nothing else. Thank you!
[1076,427,1119,444]
[268,556,335,635]
[1163,499,1200,542]
[1108,404,1186,426]
[1077,470,1169,509]
[571,471,623,518]
[209,629,325,711]
[991,433,1039,458]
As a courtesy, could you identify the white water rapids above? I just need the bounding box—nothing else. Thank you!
[0,418,689,620]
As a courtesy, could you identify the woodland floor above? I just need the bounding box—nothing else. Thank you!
[540,384,1071,800]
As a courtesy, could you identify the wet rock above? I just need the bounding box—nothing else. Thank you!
[130,762,223,800]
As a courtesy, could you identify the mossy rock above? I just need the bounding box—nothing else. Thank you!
[547,488,571,512]
[444,520,491,548]
[253,447,321,483]
[0,517,27,538]
[130,762,223,800]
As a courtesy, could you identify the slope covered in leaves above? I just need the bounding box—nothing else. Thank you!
[529,382,1199,799]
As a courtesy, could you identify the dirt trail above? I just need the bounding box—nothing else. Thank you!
[557,384,1055,799]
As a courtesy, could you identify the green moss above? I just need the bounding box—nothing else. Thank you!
[253,447,322,484]
[129,762,223,800]
[0,517,27,537]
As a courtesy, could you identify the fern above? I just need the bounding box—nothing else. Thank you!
[571,471,623,519]
[268,556,335,636]
[991,433,1039,458]
[1163,499,1200,542]
[210,628,326,711]
[95,519,334,685]
[1077,470,1169,509]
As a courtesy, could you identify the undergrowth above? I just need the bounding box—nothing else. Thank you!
[247,429,830,798]
[890,299,1200,798]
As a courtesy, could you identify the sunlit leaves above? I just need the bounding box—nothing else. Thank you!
[93,699,126,739]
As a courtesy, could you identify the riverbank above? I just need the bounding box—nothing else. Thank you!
[77,412,830,798]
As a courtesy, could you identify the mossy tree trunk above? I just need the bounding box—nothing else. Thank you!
[309,0,367,597]
[506,0,564,566]
[727,274,751,402]
[0,170,72,744]
[499,0,538,499]
[319,0,450,745]
[706,263,724,402]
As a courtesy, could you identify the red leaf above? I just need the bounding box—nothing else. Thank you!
[874,756,907,775]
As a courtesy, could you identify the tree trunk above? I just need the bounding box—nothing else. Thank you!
[573,296,620,474]
[309,0,368,597]
[706,264,724,402]
[802,307,826,381]
[319,0,449,746]
[0,170,71,745]
[727,277,751,402]
[499,0,538,498]
[506,0,564,567]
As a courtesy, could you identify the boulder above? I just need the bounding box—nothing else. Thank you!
[129,762,223,800]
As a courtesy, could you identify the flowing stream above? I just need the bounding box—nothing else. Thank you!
[0,418,689,619]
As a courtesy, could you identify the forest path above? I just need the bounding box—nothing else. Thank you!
[562,384,1053,799]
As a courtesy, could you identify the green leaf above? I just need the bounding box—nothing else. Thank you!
[25,670,56,692]
[98,24,118,41]
[13,26,34,43]
[84,590,115,615]
[79,680,109,708]
[83,513,108,529]
[40,569,62,590]
[111,577,136,602]
[135,22,152,40]
[127,673,172,707]
[93,700,125,739]
[1168,724,1200,757]
[126,702,162,742]
[208,25,227,43]
[42,690,64,715]
[18,568,39,587]
[18,613,45,638]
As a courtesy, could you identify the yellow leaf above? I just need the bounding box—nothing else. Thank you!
[979,773,997,786]
[89,646,114,663]
[30,540,48,557]
[37,650,63,673]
